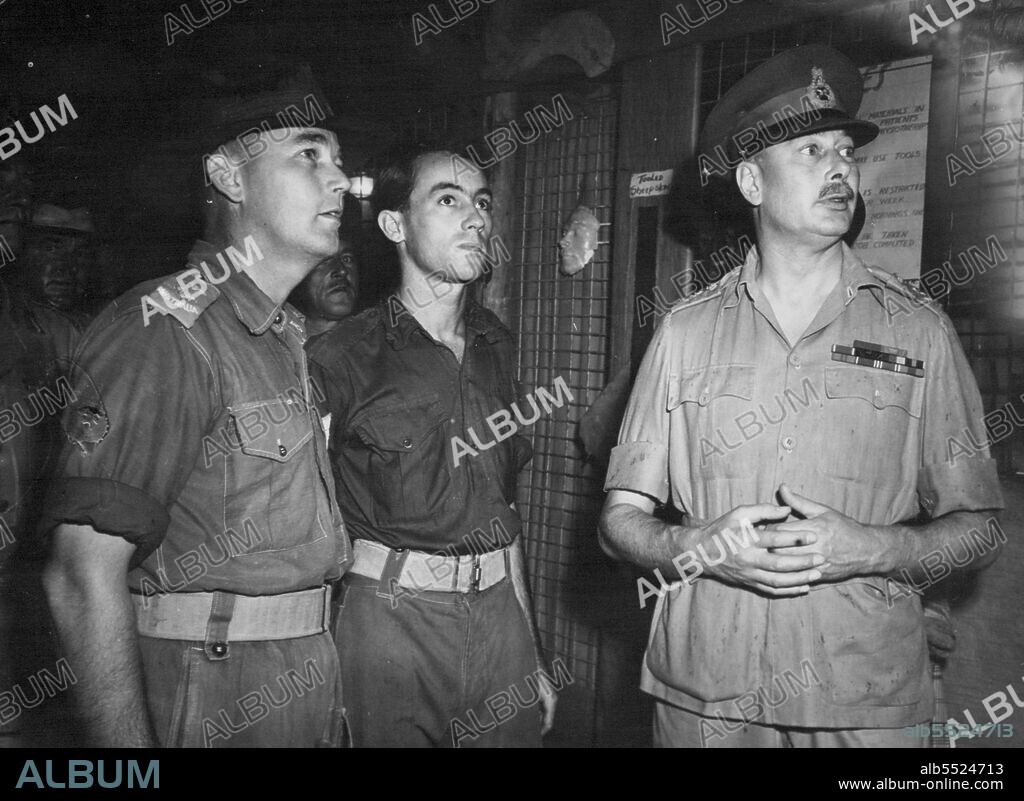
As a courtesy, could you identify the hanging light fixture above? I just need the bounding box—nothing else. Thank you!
[349,172,375,200]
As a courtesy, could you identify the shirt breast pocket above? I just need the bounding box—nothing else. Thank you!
[822,366,923,485]
[351,394,451,524]
[669,364,757,472]
[225,398,325,553]
[669,364,757,410]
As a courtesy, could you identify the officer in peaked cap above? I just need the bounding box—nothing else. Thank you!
[699,44,878,180]
[600,44,1003,748]
[42,64,353,747]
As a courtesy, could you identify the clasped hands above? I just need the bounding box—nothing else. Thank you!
[689,484,890,597]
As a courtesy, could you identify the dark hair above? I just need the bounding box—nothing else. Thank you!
[373,138,462,216]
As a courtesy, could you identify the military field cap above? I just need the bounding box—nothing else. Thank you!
[195,63,343,153]
[28,204,96,235]
[700,44,879,171]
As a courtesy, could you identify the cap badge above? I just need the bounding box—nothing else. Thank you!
[807,67,837,109]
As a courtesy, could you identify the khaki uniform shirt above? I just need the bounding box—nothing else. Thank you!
[605,243,1003,728]
[42,241,350,595]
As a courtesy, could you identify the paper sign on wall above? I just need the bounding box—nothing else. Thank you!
[853,56,932,279]
[630,170,674,199]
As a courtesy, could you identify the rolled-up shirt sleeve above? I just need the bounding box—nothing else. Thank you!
[917,317,1003,518]
[604,318,672,504]
[38,300,216,565]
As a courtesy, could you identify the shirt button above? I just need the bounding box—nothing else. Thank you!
[782,436,795,452]
[211,642,228,657]
[278,444,288,457]
[873,389,884,408]
[274,313,283,325]
[789,353,801,368]
[698,391,710,406]
[402,437,413,448]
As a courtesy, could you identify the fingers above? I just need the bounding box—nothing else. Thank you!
[540,695,557,735]
[755,528,818,550]
[754,565,821,586]
[716,562,822,595]
[750,583,812,597]
[733,504,791,527]
[756,551,826,572]
[778,484,828,517]
[768,544,821,558]
[744,567,821,596]
[924,619,956,653]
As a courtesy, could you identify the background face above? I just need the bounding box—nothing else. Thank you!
[22,229,87,310]
[304,240,359,320]
[398,151,493,285]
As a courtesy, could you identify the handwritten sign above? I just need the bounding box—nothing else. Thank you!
[853,56,932,279]
[630,169,674,199]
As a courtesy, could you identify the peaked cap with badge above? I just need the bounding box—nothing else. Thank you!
[700,44,880,171]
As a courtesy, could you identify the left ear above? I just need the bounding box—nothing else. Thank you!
[736,159,763,207]
[377,209,406,244]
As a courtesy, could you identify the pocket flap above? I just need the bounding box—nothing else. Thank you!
[824,366,923,417]
[229,399,313,462]
[667,364,756,410]
[352,395,449,453]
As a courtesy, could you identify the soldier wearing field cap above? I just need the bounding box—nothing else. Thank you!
[41,64,353,748]
[599,45,1003,747]
[5,203,91,366]
[22,204,95,315]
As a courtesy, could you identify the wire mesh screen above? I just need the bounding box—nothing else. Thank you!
[945,30,1024,474]
[510,86,619,732]
[698,2,923,122]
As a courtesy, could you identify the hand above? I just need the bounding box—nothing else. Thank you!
[766,484,888,582]
[538,676,557,736]
[693,503,826,597]
[923,599,956,662]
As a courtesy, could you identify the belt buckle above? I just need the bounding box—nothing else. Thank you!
[470,555,482,593]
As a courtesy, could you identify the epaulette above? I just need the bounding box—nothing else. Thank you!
[865,265,942,318]
[668,269,739,313]
[143,273,220,329]
[308,305,379,361]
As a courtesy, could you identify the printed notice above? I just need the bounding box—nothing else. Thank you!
[630,170,674,199]
[853,56,932,279]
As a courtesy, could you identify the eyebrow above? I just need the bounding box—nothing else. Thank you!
[798,131,854,143]
[290,130,332,148]
[428,181,492,199]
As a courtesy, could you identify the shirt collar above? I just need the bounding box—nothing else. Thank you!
[381,296,503,350]
[731,241,888,309]
[837,243,890,310]
[186,239,289,335]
